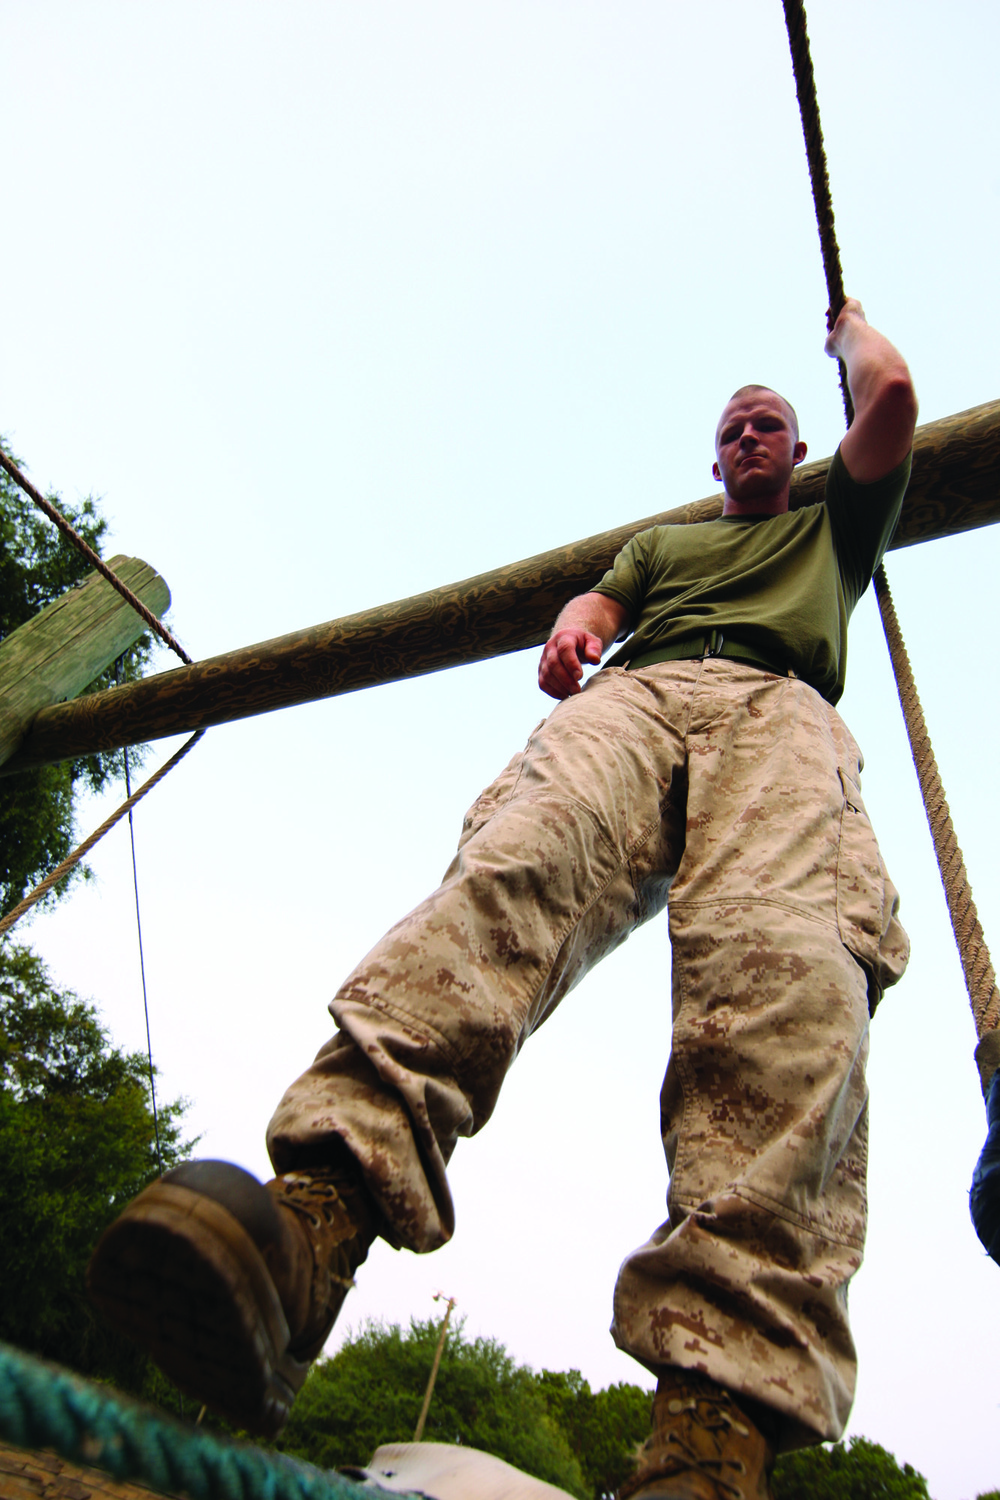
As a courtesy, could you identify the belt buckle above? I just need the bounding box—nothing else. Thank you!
[703,629,725,659]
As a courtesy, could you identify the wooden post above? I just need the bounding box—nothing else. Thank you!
[0,556,170,770]
[4,396,999,776]
[413,1295,456,1443]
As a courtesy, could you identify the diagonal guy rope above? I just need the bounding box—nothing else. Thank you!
[781,0,1000,1088]
[0,732,204,940]
[0,443,203,943]
[0,445,192,665]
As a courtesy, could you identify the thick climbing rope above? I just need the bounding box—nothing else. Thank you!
[0,1341,412,1500]
[780,0,1000,1092]
[872,576,1000,1049]
[0,730,204,939]
[780,0,852,426]
[0,445,192,665]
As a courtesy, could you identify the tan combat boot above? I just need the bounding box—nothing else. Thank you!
[618,1368,777,1500]
[87,1157,379,1437]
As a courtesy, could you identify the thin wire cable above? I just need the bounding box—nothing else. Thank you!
[116,660,164,1173]
[781,0,1000,1066]
[0,732,205,939]
[0,445,192,665]
[124,746,162,1172]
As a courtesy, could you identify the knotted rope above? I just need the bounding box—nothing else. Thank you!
[0,1340,410,1500]
[781,0,1000,1092]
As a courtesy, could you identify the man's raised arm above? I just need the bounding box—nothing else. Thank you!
[538,591,631,701]
[826,297,918,483]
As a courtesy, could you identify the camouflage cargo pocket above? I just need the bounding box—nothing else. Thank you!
[451,719,548,860]
[835,764,886,974]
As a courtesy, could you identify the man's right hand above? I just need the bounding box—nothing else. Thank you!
[538,627,605,700]
[537,590,630,700]
[823,296,917,483]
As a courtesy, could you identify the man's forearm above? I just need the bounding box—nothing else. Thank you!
[835,308,912,414]
[827,300,917,481]
[551,590,629,652]
[538,590,631,700]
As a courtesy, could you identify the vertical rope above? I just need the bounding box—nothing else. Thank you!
[780,0,1000,1087]
[872,574,1000,1038]
[780,0,852,424]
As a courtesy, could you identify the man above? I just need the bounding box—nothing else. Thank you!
[89,299,917,1500]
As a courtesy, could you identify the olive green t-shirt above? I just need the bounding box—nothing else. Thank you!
[593,447,911,705]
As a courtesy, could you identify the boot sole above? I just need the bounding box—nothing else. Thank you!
[86,1180,309,1437]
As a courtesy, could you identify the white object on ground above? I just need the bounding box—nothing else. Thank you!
[345,1442,579,1500]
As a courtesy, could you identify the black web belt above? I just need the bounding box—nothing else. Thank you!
[625,630,797,679]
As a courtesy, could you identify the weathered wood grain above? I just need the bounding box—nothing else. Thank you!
[4,397,998,776]
[0,1437,161,1500]
[0,556,170,769]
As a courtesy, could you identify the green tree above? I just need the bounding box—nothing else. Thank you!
[535,1368,652,1499]
[0,942,191,1390]
[772,1435,931,1498]
[277,1317,587,1497]
[0,454,156,917]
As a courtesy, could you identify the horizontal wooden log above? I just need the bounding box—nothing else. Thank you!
[5,396,999,776]
[0,556,170,769]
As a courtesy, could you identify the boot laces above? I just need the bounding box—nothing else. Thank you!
[626,1390,758,1500]
[275,1170,370,1289]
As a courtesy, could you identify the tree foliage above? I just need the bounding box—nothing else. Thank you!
[276,1320,992,1500]
[277,1318,590,1497]
[772,1435,931,1498]
[534,1367,651,1499]
[0,942,191,1389]
[0,456,155,916]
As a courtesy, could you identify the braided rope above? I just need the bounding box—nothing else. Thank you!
[873,571,1000,1039]
[0,446,192,666]
[0,1340,408,1500]
[0,731,204,939]
[780,0,1000,1074]
[780,0,852,422]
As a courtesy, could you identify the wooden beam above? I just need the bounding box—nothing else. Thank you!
[4,396,999,777]
[0,556,170,769]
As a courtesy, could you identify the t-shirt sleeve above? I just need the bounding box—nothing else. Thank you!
[591,531,654,620]
[825,445,912,610]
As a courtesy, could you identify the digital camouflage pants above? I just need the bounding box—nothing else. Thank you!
[268,659,908,1448]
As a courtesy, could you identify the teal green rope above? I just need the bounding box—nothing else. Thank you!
[0,1342,413,1500]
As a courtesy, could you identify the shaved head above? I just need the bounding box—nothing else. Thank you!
[720,385,799,444]
[713,385,808,515]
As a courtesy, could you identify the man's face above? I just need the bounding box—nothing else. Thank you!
[713,390,807,513]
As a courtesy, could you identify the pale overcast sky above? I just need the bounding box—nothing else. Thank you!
[3,5,1000,1496]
